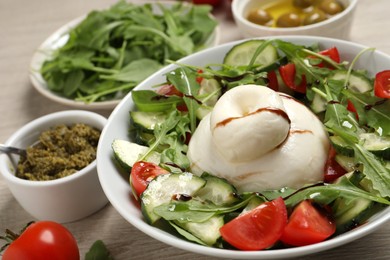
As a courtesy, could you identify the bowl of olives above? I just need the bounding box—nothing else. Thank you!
[231,0,357,39]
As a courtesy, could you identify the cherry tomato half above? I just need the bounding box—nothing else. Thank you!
[2,221,79,260]
[220,197,287,250]
[156,84,187,111]
[280,200,336,247]
[323,146,347,183]
[267,70,279,91]
[279,47,340,93]
[130,161,169,199]
[156,84,183,97]
[347,100,359,121]
[374,70,390,98]
[317,46,340,68]
[279,63,307,93]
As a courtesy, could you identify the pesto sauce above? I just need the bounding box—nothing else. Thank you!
[16,123,100,181]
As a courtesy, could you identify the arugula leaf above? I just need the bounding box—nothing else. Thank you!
[132,90,182,112]
[85,240,114,260]
[343,90,390,135]
[331,126,390,198]
[138,110,182,162]
[100,58,162,82]
[354,144,390,198]
[154,201,216,223]
[284,176,390,208]
[167,67,201,133]
[168,221,208,246]
[40,1,217,103]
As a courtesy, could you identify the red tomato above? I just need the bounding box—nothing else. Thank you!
[156,84,187,111]
[2,221,79,260]
[267,70,279,91]
[192,0,222,7]
[156,84,183,97]
[279,47,340,93]
[374,70,390,98]
[347,100,359,120]
[130,161,169,199]
[323,146,347,183]
[279,63,307,93]
[280,200,336,247]
[220,197,287,250]
[196,69,204,84]
[317,47,340,68]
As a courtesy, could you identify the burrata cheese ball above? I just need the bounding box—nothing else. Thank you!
[187,84,330,192]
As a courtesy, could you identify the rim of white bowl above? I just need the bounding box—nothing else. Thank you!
[0,110,107,187]
[232,0,358,33]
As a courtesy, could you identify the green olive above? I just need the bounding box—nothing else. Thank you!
[319,0,344,15]
[292,0,315,9]
[303,10,328,25]
[276,12,302,28]
[247,9,273,26]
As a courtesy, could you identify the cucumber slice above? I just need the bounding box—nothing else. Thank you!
[111,139,160,172]
[335,154,359,173]
[332,196,374,234]
[332,171,385,234]
[134,131,155,146]
[241,195,266,215]
[311,92,328,114]
[360,133,390,159]
[330,136,354,157]
[330,70,373,93]
[130,111,168,132]
[223,40,278,67]
[174,215,224,246]
[195,174,239,206]
[141,172,206,224]
[331,133,390,160]
[311,70,373,113]
[198,78,221,107]
[196,105,213,120]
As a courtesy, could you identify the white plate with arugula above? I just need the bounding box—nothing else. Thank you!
[96,35,390,258]
[29,1,219,109]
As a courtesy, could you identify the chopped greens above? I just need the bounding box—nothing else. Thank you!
[40,1,217,103]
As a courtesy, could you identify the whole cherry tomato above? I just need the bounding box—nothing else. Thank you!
[2,221,79,260]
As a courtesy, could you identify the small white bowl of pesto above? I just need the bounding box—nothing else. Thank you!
[0,110,108,223]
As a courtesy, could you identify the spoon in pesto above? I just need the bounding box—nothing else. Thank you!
[0,144,27,157]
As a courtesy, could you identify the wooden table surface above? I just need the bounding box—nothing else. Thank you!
[1,0,389,259]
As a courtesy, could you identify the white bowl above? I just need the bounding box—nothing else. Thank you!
[232,0,357,39]
[29,1,220,110]
[0,110,108,223]
[97,36,390,259]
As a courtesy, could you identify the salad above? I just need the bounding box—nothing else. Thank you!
[111,39,390,250]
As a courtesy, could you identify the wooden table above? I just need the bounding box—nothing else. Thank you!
[1,0,389,259]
